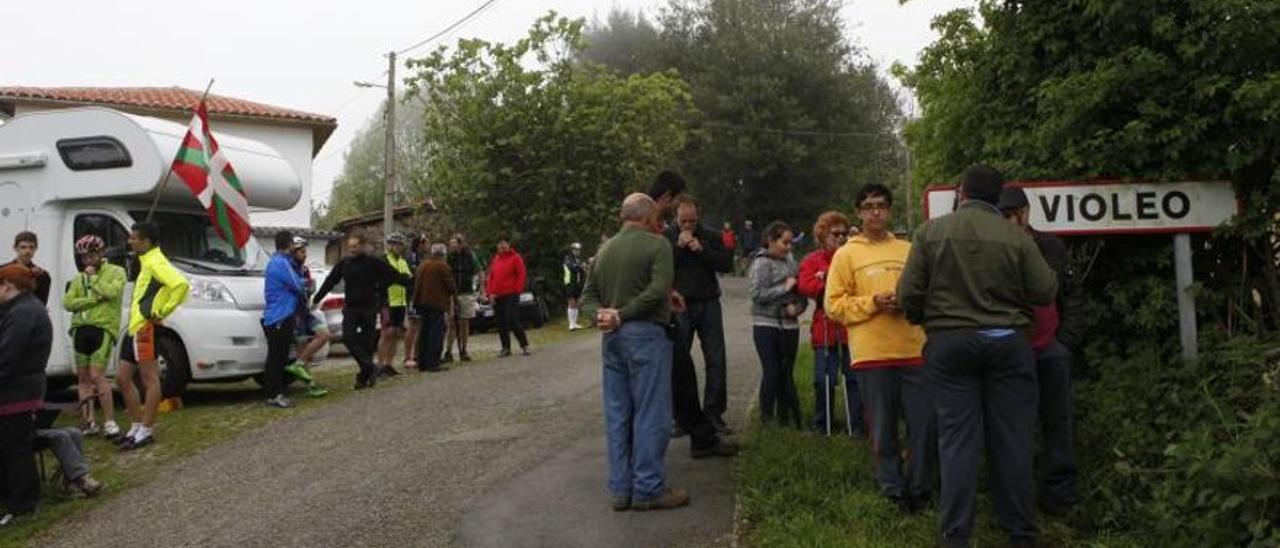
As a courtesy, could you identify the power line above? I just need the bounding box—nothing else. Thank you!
[395,0,500,57]
[702,120,898,138]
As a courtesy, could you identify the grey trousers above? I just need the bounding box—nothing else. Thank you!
[857,366,935,500]
[927,329,1039,547]
[1037,339,1077,505]
[35,428,89,481]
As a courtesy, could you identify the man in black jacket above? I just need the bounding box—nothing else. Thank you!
[314,231,412,389]
[667,196,734,432]
[0,262,53,526]
[647,171,737,459]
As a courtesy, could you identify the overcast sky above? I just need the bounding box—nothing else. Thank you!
[1,0,972,206]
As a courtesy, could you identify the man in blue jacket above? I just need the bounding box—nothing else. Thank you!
[262,231,307,409]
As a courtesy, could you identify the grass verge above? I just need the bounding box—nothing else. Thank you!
[734,344,1142,547]
[1,322,584,548]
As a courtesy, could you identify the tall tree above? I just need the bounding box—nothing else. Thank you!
[582,1,906,230]
[404,13,695,282]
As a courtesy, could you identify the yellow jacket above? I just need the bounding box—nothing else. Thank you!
[129,247,189,335]
[824,235,924,369]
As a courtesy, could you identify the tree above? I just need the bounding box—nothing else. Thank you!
[582,1,907,230]
[404,13,695,284]
[318,93,429,228]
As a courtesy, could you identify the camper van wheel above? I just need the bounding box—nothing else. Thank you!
[132,333,191,398]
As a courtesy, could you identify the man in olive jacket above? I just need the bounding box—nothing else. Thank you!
[897,164,1056,548]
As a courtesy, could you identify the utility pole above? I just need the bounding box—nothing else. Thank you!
[382,51,397,239]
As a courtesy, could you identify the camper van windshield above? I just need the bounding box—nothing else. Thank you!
[129,211,269,275]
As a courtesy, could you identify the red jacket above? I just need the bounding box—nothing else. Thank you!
[797,248,848,346]
[721,229,737,252]
[485,249,527,298]
[1031,302,1060,353]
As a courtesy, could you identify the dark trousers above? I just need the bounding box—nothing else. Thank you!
[1037,340,1077,505]
[495,296,528,351]
[0,412,39,515]
[669,322,720,451]
[676,298,729,422]
[858,366,936,500]
[928,330,1039,546]
[343,308,380,382]
[752,326,801,427]
[261,320,294,398]
[813,344,862,434]
[416,307,447,370]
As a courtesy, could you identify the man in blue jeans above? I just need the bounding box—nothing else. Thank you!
[898,165,1057,548]
[582,193,688,512]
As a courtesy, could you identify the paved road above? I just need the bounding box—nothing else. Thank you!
[41,278,760,548]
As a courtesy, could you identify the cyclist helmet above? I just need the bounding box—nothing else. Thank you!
[75,235,105,255]
[292,236,308,250]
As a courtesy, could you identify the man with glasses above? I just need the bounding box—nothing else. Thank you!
[826,183,933,514]
[666,196,735,433]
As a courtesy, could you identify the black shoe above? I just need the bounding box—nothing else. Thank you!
[441,353,454,364]
[499,349,512,358]
[460,353,472,362]
[120,434,154,452]
[354,375,371,390]
[611,495,631,512]
[422,366,449,373]
[380,365,401,378]
[711,420,734,435]
[671,424,688,438]
[691,440,739,459]
[520,347,531,356]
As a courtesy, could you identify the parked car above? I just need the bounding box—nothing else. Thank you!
[311,266,345,342]
[471,277,550,333]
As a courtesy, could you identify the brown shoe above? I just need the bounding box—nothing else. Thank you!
[632,487,690,511]
[72,475,104,497]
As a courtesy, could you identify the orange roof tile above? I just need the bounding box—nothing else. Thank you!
[0,86,337,151]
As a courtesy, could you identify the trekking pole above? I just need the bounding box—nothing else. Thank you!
[822,308,831,437]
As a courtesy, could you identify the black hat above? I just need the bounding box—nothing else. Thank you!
[962,164,1005,205]
[997,186,1029,211]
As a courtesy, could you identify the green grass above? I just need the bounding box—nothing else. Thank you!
[734,345,1144,548]
[1,322,586,548]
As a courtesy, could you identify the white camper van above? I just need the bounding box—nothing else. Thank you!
[0,107,302,396]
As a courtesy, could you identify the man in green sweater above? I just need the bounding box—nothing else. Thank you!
[581,193,689,512]
[62,235,125,439]
[898,164,1057,548]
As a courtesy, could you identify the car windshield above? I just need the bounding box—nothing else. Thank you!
[130,210,270,275]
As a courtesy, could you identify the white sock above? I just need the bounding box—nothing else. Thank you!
[568,308,579,327]
[136,425,153,440]
[126,423,141,438]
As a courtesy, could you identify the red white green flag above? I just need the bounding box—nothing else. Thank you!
[170,101,252,248]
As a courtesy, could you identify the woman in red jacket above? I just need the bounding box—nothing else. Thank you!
[485,235,530,357]
[797,211,864,436]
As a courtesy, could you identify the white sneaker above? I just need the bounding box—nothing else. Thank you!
[103,421,121,438]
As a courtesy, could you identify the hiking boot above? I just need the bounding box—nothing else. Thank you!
[632,487,690,511]
[441,352,453,364]
[691,440,739,459]
[265,395,293,409]
[70,475,104,497]
[305,385,329,398]
[611,495,631,512]
[284,362,313,383]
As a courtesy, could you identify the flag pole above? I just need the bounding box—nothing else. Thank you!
[145,78,216,222]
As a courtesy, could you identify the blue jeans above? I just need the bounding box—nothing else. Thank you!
[603,321,673,501]
[812,344,863,434]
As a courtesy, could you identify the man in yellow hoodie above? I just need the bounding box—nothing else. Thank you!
[117,222,189,451]
[825,183,935,515]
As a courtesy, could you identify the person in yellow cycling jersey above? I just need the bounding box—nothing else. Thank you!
[117,222,189,451]
[376,233,413,377]
[62,234,126,440]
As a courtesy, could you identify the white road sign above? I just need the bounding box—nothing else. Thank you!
[923,181,1238,235]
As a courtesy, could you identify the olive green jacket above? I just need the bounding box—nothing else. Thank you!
[897,201,1057,332]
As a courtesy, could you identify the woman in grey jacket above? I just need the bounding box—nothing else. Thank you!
[748,221,808,428]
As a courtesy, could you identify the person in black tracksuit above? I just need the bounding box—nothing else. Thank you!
[313,233,411,389]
